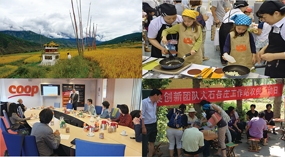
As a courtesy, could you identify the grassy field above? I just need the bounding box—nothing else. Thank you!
[0,41,141,78]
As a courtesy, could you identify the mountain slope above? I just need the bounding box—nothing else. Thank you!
[0,32,41,55]
[97,32,142,46]
[0,30,77,47]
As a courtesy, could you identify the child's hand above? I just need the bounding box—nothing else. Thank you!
[190,49,196,55]
[161,36,168,46]
[222,53,228,61]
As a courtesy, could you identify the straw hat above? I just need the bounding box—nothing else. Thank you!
[187,108,196,113]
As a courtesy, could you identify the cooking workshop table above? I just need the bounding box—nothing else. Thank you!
[25,108,141,156]
[142,56,268,78]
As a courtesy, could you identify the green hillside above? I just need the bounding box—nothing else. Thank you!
[0,32,41,55]
[98,32,142,46]
[0,31,77,48]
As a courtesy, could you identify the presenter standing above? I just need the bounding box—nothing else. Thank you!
[69,89,78,110]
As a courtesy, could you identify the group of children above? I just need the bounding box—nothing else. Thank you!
[144,1,285,78]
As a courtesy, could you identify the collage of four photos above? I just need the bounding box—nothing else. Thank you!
[0,0,285,156]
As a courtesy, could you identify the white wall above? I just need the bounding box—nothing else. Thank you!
[113,79,134,110]
[0,79,97,108]
[95,79,103,106]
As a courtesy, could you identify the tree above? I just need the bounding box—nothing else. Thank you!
[273,79,284,118]
[142,79,172,89]
[193,79,202,114]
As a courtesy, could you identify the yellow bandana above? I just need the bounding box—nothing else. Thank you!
[182,9,199,19]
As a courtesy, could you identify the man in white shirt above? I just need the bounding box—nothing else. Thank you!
[181,119,210,156]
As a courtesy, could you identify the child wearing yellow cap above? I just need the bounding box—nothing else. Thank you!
[161,9,203,65]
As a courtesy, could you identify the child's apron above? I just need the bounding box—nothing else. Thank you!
[228,31,254,69]
[177,24,203,65]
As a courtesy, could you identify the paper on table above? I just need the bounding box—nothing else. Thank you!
[60,134,70,140]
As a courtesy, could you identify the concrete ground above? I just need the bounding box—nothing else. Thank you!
[154,124,285,157]
[144,31,265,75]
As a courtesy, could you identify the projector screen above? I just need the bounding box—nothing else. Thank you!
[41,84,60,96]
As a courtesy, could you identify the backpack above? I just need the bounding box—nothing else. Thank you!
[168,108,182,128]
[192,6,205,28]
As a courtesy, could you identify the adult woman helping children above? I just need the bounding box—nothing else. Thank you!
[256,1,285,78]
[162,9,203,64]
[148,3,183,58]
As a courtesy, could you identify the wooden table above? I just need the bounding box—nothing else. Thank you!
[267,125,278,130]
[273,118,284,129]
[202,130,218,141]
[25,108,141,156]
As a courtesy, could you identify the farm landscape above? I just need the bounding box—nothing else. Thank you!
[0,0,141,78]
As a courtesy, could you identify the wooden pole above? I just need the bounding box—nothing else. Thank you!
[71,0,81,55]
[69,12,76,41]
[89,16,92,50]
[86,2,91,51]
[94,24,97,50]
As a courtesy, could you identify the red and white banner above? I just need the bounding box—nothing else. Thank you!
[157,84,284,106]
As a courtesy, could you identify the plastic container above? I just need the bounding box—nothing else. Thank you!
[99,130,104,139]
[224,54,236,63]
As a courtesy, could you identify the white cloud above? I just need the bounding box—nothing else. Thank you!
[0,0,142,41]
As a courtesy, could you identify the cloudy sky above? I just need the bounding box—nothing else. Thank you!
[0,0,141,41]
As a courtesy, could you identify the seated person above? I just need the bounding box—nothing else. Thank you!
[234,110,246,133]
[111,104,133,129]
[100,101,110,118]
[17,99,27,112]
[187,108,197,127]
[246,111,268,145]
[8,103,32,133]
[83,99,96,115]
[227,107,242,143]
[181,119,210,157]
[246,104,258,121]
[31,109,61,156]
[264,104,276,135]
[132,111,142,142]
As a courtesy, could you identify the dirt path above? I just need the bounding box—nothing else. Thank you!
[88,66,93,78]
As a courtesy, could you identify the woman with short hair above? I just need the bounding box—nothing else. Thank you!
[31,109,61,156]
[111,104,133,129]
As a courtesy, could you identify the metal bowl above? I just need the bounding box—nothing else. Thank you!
[159,58,184,70]
[222,65,250,78]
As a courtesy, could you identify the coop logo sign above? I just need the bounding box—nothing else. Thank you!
[8,85,39,99]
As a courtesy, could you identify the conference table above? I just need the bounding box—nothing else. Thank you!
[25,108,141,156]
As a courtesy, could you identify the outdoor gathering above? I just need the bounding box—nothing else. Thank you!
[142,79,285,157]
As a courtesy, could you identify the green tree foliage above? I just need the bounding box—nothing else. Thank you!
[142,79,172,89]
[156,106,169,143]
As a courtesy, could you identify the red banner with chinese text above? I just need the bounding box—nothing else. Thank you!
[157,84,284,106]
